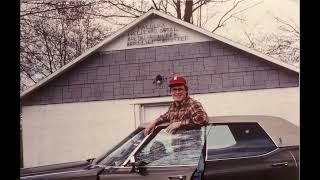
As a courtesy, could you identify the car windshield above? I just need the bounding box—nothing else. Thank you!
[134,127,205,166]
[97,128,145,166]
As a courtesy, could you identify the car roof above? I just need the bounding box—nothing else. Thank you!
[140,115,299,148]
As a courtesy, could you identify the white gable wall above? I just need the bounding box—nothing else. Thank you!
[22,87,298,167]
[100,16,213,51]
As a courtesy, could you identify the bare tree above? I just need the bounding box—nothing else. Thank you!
[20,0,110,91]
[242,16,299,65]
[103,0,262,32]
[265,17,299,64]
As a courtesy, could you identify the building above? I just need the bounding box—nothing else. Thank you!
[20,9,299,167]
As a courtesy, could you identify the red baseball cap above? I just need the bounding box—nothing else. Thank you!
[169,76,187,87]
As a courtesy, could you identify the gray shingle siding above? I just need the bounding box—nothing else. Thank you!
[23,41,299,105]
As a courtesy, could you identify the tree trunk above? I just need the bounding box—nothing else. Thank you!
[176,0,181,19]
[184,0,193,23]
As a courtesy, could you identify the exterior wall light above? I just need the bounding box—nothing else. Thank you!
[153,74,164,85]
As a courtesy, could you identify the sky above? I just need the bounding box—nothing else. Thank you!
[208,0,299,45]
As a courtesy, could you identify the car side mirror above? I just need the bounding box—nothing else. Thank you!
[86,158,95,163]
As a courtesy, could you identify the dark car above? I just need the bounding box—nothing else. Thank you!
[21,115,299,180]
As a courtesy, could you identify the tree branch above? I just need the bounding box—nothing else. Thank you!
[232,0,263,16]
[104,0,146,18]
[21,1,97,17]
[212,0,241,32]
[274,16,299,35]
[151,0,160,10]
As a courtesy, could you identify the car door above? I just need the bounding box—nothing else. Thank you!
[203,123,298,180]
[99,126,206,180]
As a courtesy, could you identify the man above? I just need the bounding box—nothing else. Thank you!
[144,76,208,135]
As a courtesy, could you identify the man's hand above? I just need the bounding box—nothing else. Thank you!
[144,122,156,136]
[165,121,182,133]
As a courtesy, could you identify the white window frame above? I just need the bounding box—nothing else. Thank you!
[133,101,172,128]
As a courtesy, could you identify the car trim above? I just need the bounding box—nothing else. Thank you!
[205,147,279,162]
[20,169,88,179]
[104,164,198,170]
[90,164,108,168]
[289,151,298,167]
[142,164,198,167]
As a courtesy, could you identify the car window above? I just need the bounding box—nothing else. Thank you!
[98,129,145,166]
[135,127,205,166]
[206,123,276,160]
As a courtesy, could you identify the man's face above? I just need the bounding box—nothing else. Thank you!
[171,85,187,102]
